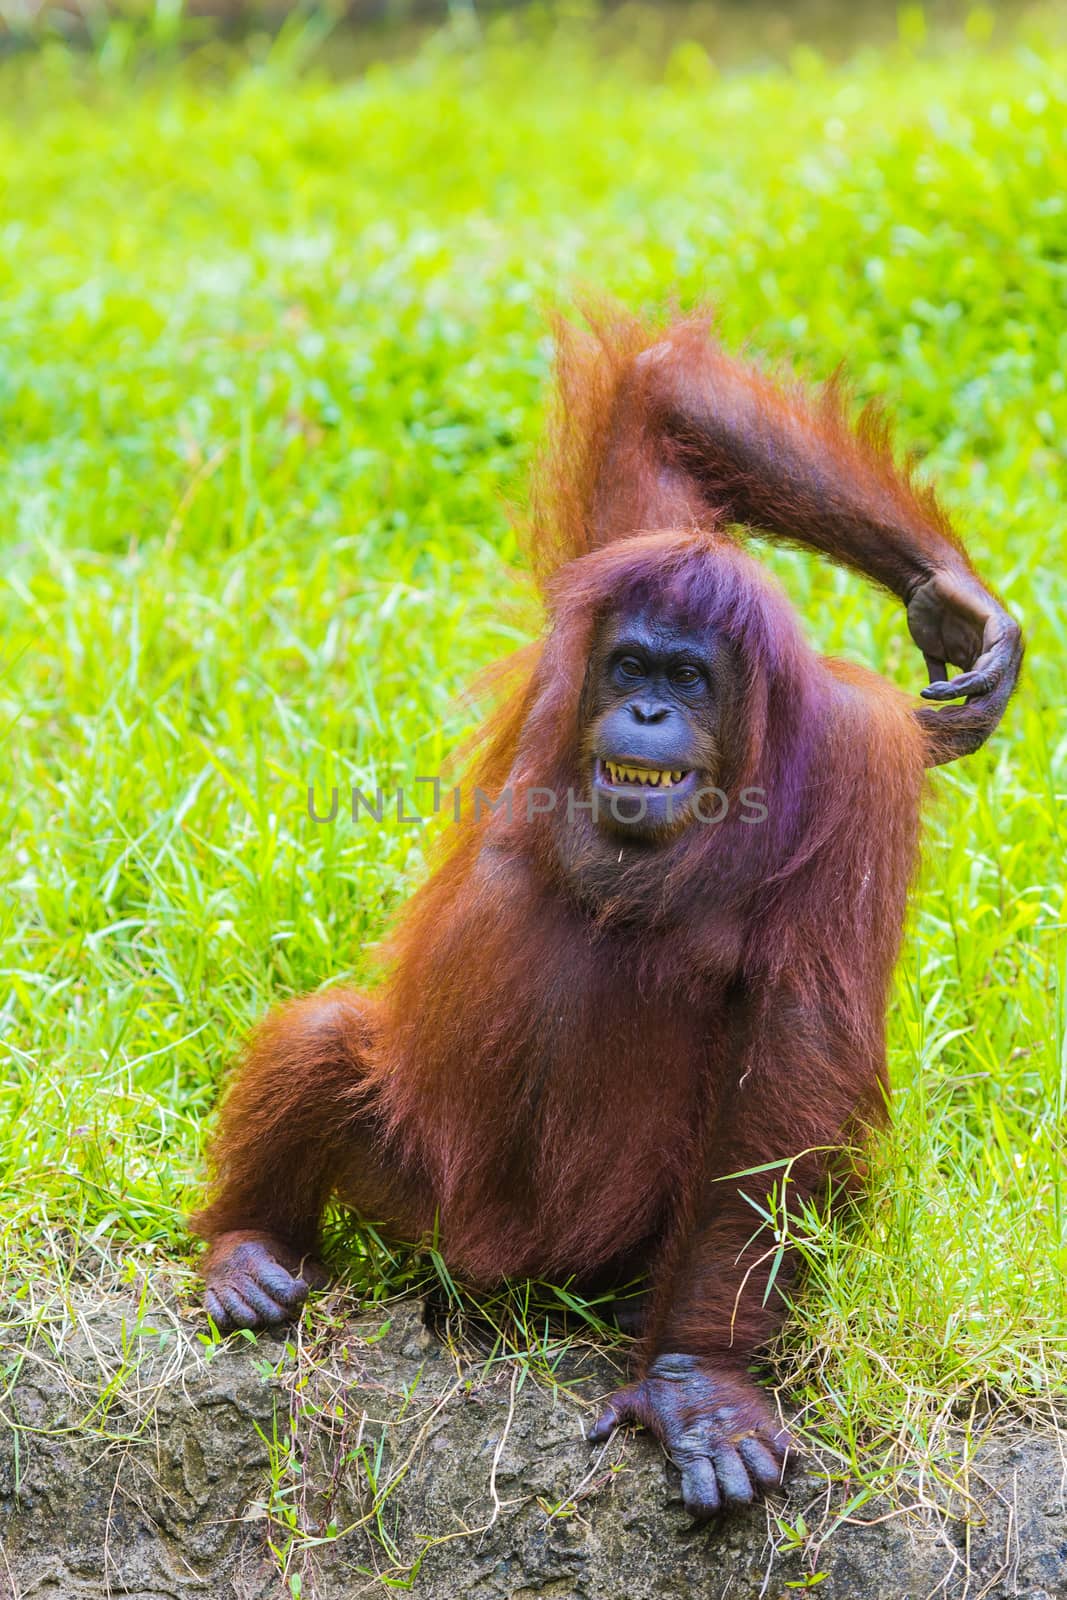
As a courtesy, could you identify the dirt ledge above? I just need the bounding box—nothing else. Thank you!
[0,1292,1063,1599]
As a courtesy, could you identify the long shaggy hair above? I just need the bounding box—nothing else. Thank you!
[195,303,992,1368]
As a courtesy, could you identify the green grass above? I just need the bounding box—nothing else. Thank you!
[1,0,1065,1566]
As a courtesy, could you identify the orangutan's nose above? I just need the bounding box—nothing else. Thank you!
[628,700,670,725]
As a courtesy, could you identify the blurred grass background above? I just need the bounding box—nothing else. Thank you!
[0,0,1064,1512]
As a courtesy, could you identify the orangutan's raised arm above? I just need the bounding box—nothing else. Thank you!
[540,309,1022,764]
[635,329,1022,760]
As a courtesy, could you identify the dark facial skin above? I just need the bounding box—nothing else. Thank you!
[583,609,729,840]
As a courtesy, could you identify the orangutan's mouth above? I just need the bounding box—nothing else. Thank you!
[596,759,694,791]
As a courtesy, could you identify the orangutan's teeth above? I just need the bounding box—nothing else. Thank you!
[602,763,692,787]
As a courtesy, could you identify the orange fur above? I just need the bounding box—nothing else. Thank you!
[194,305,1015,1384]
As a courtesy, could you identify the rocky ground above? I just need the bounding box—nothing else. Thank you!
[0,1292,1064,1600]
